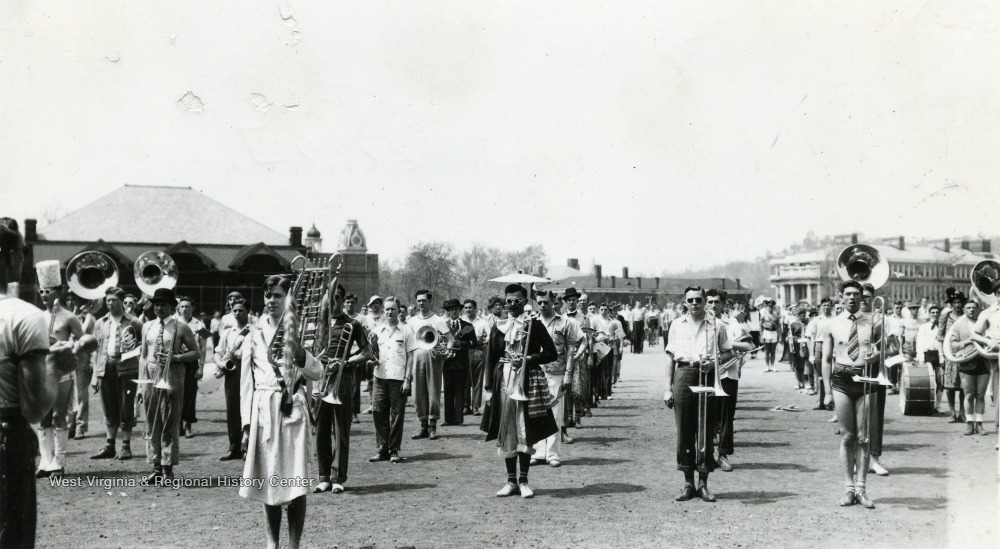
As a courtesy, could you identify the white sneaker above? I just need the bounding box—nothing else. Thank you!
[496,482,519,497]
[519,482,534,498]
[548,459,561,467]
[331,483,345,493]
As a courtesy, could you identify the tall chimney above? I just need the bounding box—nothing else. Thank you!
[24,219,37,242]
[622,267,629,279]
[736,278,742,289]
[851,233,858,245]
[595,264,602,287]
[567,258,580,270]
[962,239,971,251]
[898,236,905,251]
[655,277,660,289]
[944,238,950,252]
[611,275,616,288]
[983,240,992,254]
[289,226,303,248]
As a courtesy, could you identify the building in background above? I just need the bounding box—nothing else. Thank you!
[307,219,379,299]
[21,185,378,313]
[546,259,751,307]
[769,234,994,305]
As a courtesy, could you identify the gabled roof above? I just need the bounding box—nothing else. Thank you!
[37,185,290,246]
[76,240,131,267]
[229,243,292,270]
[164,241,219,270]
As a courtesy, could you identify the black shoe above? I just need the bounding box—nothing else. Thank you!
[219,450,241,461]
[697,483,716,502]
[117,446,133,461]
[144,469,164,486]
[463,407,474,415]
[368,453,389,462]
[163,466,175,483]
[91,445,116,460]
[411,429,429,440]
[389,452,400,463]
[352,414,360,424]
[35,469,51,479]
[49,468,65,480]
[717,455,733,472]
[68,425,77,440]
[675,483,697,501]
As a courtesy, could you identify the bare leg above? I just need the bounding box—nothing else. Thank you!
[287,496,306,549]
[833,390,857,487]
[854,395,870,486]
[263,504,282,549]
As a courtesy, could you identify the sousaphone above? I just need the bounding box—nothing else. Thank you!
[134,251,179,297]
[836,244,889,289]
[970,260,1000,359]
[66,251,120,316]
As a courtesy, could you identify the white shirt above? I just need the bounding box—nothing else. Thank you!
[406,313,450,335]
[665,314,732,364]
[720,314,747,381]
[374,322,415,381]
[916,321,939,362]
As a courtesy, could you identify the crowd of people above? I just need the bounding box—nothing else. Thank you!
[3,214,999,548]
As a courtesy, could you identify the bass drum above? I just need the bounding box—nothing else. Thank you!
[899,359,935,416]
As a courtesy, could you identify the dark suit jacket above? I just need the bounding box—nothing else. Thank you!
[480,317,558,446]
[442,318,478,372]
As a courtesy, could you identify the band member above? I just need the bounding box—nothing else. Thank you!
[369,297,414,463]
[175,296,208,438]
[30,261,87,479]
[950,299,991,435]
[61,290,96,440]
[219,291,245,334]
[630,301,645,354]
[810,299,835,409]
[937,289,967,423]
[239,275,323,549]
[213,299,251,460]
[407,289,449,440]
[122,293,139,318]
[663,286,732,502]
[139,288,199,484]
[562,287,589,433]
[592,304,625,403]
[0,218,84,548]
[90,286,143,461]
[441,299,477,426]
[822,280,878,508]
[705,289,752,473]
[463,299,489,416]
[530,290,580,467]
[312,284,370,494]
[971,282,1000,426]
[360,295,385,416]
[760,300,780,371]
[917,304,943,412]
[646,304,660,347]
[482,284,558,498]
[484,296,503,333]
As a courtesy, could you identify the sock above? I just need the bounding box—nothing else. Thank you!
[855,479,866,493]
[105,438,114,448]
[844,480,855,493]
[683,471,695,485]
[518,453,530,484]
[698,473,708,487]
[505,457,516,483]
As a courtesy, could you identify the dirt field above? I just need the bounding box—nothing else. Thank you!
[35,345,998,548]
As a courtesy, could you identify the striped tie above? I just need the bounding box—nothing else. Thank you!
[847,314,859,360]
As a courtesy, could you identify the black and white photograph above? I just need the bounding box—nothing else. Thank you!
[1,1,998,547]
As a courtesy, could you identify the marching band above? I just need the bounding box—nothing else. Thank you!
[2,228,999,548]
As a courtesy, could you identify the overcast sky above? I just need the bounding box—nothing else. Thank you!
[2,1,998,276]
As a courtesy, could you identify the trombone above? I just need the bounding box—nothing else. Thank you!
[690,317,728,469]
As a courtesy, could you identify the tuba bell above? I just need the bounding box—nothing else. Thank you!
[836,244,889,289]
[415,325,439,351]
[134,251,178,297]
[970,260,1000,307]
[66,251,120,300]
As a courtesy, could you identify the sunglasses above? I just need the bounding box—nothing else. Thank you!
[686,298,704,304]
[536,300,550,305]
[505,298,525,306]
[37,288,57,296]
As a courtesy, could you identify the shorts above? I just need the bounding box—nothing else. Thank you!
[831,364,875,400]
[761,330,778,343]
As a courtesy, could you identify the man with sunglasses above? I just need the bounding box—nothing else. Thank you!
[705,289,752,473]
[407,289,450,440]
[664,286,732,502]
[32,261,91,478]
[530,290,581,467]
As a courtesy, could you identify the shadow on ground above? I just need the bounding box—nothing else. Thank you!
[715,491,798,504]
[405,453,472,463]
[878,496,947,511]
[568,457,632,466]
[736,462,818,473]
[345,483,436,495]
[890,466,949,478]
[542,482,646,499]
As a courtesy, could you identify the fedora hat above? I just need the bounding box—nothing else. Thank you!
[442,298,462,310]
[150,287,177,304]
[562,287,582,300]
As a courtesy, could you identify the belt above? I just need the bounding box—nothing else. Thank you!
[675,361,708,369]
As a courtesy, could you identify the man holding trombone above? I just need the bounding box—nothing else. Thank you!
[821,280,878,509]
[663,286,732,502]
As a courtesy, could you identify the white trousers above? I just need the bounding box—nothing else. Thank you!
[532,373,565,462]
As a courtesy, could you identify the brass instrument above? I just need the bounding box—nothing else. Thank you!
[836,244,892,467]
[153,322,177,391]
[688,316,727,469]
[314,320,352,408]
[969,260,1000,360]
[134,251,178,297]
[508,305,535,402]
[66,251,119,300]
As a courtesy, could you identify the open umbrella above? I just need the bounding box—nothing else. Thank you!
[488,272,550,284]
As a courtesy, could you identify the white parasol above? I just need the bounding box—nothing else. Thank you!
[488,272,551,284]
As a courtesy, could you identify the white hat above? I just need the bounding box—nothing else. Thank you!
[367,295,383,306]
[35,260,62,288]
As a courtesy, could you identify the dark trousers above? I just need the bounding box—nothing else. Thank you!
[716,378,739,456]
[468,350,485,411]
[0,416,37,548]
[443,369,467,425]
[372,377,405,455]
[316,372,353,484]
[673,367,716,473]
[871,384,886,458]
[223,371,241,449]
[631,323,644,354]
[353,369,363,415]
[99,365,138,430]
[592,357,609,402]
[182,363,198,425]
